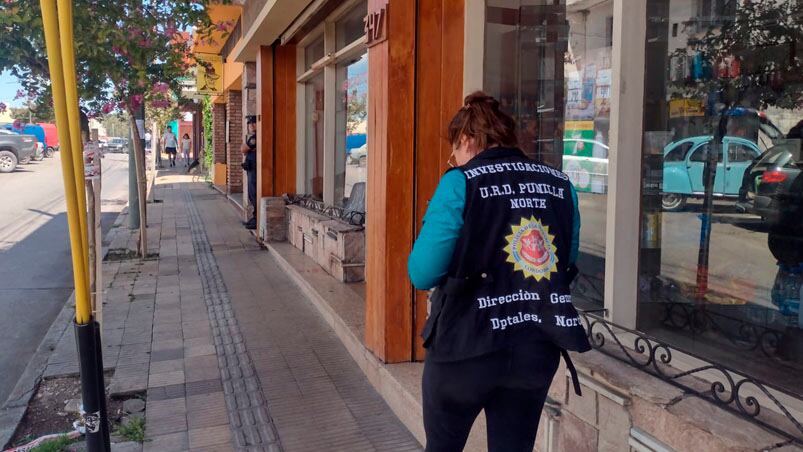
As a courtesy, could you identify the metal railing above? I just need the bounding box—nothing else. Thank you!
[286,194,366,227]
[577,309,803,445]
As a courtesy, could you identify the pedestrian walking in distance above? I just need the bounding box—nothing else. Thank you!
[162,128,178,167]
[241,116,258,230]
[181,133,192,167]
[408,92,591,452]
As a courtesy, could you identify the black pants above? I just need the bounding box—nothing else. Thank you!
[423,342,560,452]
[247,169,257,222]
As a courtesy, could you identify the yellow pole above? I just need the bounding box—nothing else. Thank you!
[57,0,89,279]
[39,0,92,325]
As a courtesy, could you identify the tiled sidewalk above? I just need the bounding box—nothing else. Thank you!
[46,167,420,451]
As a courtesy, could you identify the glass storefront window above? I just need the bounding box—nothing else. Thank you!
[335,53,368,207]
[483,0,612,309]
[637,0,802,395]
[304,35,325,70]
[299,2,369,209]
[336,1,367,51]
[305,72,325,199]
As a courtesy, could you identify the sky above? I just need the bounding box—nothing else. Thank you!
[0,71,23,107]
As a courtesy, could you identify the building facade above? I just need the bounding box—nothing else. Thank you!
[205,0,803,450]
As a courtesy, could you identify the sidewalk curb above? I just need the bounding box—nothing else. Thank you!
[0,292,77,448]
[0,203,132,449]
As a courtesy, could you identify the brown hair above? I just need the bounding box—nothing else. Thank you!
[447,91,517,150]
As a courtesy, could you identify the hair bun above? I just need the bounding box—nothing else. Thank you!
[464,91,499,111]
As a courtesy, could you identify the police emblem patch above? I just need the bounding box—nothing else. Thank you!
[504,216,558,281]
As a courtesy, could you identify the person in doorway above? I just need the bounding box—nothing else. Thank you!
[408,92,590,452]
[162,128,178,167]
[241,116,258,230]
[181,133,192,167]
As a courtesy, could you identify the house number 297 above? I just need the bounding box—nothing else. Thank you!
[364,7,387,47]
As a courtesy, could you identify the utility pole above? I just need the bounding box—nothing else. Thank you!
[40,0,110,450]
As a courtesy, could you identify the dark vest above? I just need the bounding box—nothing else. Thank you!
[422,147,591,363]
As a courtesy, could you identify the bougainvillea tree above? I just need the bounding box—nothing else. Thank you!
[0,0,227,255]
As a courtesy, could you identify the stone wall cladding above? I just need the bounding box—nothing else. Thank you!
[533,350,798,452]
[212,103,226,164]
[286,205,365,282]
[226,90,243,194]
[259,197,288,243]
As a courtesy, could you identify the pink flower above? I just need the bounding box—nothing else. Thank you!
[153,82,169,94]
[151,99,171,109]
[101,102,115,114]
[0,102,6,114]
[14,89,25,100]
[130,95,143,109]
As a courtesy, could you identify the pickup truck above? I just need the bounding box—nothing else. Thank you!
[0,129,36,173]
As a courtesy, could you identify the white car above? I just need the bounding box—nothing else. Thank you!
[348,144,367,165]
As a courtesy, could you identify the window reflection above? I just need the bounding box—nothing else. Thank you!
[305,73,325,199]
[336,2,367,51]
[638,0,802,395]
[335,53,368,208]
[484,0,611,308]
[304,35,325,70]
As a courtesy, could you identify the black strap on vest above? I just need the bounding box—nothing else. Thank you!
[561,349,582,396]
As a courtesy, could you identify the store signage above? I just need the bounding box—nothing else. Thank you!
[194,53,223,96]
[669,99,705,118]
[364,7,387,47]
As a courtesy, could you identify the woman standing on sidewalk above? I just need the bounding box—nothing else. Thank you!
[408,92,590,452]
[181,133,192,167]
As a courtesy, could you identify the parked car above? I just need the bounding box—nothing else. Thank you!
[104,137,128,153]
[661,136,762,211]
[737,140,802,226]
[736,140,803,266]
[0,129,37,173]
[33,142,45,161]
[3,123,49,159]
[37,123,59,157]
[348,143,367,165]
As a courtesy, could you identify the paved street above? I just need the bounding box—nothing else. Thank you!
[0,152,129,403]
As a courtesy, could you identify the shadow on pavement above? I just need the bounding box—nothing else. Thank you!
[0,210,118,403]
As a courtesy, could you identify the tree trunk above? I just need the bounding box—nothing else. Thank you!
[127,106,148,258]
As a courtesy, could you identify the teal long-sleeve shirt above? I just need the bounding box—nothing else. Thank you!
[407,170,581,290]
